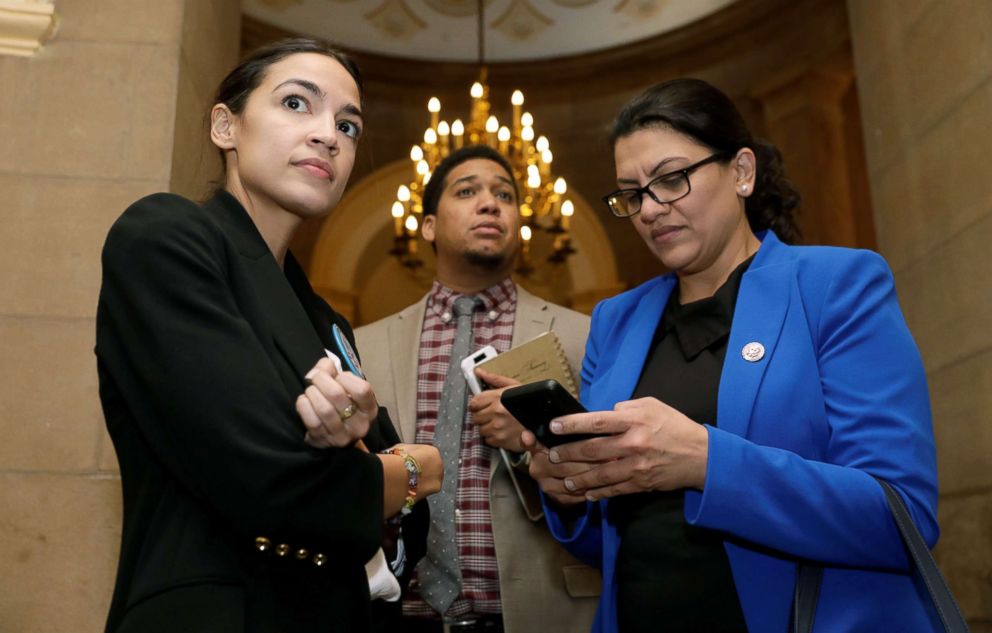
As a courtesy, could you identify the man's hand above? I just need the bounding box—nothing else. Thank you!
[468,368,524,452]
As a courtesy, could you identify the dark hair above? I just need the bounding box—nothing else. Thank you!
[211,38,362,166]
[422,145,518,216]
[611,78,801,244]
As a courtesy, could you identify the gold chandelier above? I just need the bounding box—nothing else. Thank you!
[388,2,576,272]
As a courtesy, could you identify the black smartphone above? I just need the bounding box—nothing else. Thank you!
[501,379,601,448]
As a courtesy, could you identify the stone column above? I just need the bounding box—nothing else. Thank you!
[751,52,876,248]
[848,2,992,629]
[0,1,240,630]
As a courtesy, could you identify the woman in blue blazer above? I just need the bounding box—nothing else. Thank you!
[525,79,940,632]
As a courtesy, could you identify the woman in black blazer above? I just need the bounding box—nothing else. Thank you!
[96,39,441,633]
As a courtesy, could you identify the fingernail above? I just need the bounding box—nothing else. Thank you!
[564,478,575,491]
[305,368,317,381]
[549,449,560,463]
[550,420,562,433]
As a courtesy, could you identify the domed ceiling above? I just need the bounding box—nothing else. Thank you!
[244,0,738,62]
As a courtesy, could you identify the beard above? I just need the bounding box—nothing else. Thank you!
[465,246,510,270]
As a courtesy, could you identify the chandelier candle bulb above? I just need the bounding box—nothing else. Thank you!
[498,126,511,154]
[511,90,524,133]
[520,225,533,259]
[470,82,490,142]
[428,97,440,129]
[527,169,541,190]
[521,112,534,128]
[561,199,574,230]
[541,149,554,177]
[452,119,465,149]
[437,120,450,155]
[486,115,499,145]
[404,214,419,257]
[391,201,405,236]
[410,145,424,162]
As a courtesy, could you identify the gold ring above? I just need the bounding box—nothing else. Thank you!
[339,403,357,421]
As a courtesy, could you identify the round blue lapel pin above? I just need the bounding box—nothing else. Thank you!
[331,324,365,379]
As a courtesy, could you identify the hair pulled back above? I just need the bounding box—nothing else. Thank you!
[214,37,362,116]
[610,78,801,244]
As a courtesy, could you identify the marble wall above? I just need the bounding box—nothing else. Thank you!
[0,1,240,630]
[848,1,992,630]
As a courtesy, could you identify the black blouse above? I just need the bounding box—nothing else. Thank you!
[610,256,754,633]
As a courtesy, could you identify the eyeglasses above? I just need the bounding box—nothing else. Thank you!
[602,153,731,218]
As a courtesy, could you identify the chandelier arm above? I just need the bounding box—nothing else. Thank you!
[477,0,485,67]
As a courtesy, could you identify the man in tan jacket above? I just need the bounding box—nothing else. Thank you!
[356,145,599,633]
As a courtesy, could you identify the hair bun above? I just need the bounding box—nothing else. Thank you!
[747,139,802,244]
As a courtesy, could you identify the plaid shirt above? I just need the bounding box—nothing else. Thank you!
[403,277,517,619]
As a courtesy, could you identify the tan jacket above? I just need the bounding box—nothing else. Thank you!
[355,285,600,633]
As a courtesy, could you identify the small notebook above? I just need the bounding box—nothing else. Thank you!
[477,330,578,397]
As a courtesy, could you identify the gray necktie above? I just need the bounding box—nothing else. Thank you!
[418,295,481,615]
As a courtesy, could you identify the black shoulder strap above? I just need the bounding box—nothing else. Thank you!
[793,478,970,632]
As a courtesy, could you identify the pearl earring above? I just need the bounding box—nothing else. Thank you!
[741,184,748,193]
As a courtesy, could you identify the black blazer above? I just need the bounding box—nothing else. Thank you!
[96,191,422,633]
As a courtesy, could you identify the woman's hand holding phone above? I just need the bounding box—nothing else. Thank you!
[544,397,710,501]
[520,429,593,506]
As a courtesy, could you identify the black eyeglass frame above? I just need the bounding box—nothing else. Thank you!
[602,152,734,218]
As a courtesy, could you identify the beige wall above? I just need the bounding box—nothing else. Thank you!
[848,1,992,630]
[0,1,240,631]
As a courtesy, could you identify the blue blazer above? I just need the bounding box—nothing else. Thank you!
[545,232,941,632]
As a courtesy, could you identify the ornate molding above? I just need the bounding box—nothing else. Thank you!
[491,0,553,43]
[0,0,58,57]
[365,0,426,41]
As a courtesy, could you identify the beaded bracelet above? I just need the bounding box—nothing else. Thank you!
[382,447,420,515]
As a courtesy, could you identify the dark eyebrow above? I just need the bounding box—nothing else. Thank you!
[449,175,479,189]
[616,156,688,186]
[449,174,514,189]
[272,79,325,99]
[339,103,363,122]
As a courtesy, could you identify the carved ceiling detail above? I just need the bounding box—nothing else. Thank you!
[365,0,427,41]
[491,0,553,43]
[421,0,495,18]
[242,0,738,61]
[614,0,669,20]
[258,0,302,8]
